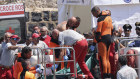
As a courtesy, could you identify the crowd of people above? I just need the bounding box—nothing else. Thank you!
[0,6,140,79]
[91,6,139,79]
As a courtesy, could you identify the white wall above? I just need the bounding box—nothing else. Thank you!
[70,5,92,33]
[94,4,140,36]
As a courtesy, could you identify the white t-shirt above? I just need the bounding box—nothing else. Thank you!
[117,65,138,79]
[0,43,18,66]
[29,41,48,65]
[29,40,48,56]
[59,29,84,46]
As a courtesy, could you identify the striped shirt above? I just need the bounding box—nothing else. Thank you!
[59,29,84,46]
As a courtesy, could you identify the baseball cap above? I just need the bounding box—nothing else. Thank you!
[135,22,140,26]
[10,35,20,39]
[135,22,140,30]
[123,24,132,31]
[10,35,20,41]
[32,33,40,38]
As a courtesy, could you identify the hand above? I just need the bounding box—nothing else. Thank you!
[51,64,58,71]
[64,55,68,60]
[36,68,43,74]
[89,45,95,51]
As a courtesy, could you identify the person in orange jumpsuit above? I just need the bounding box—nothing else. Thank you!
[91,6,113,79]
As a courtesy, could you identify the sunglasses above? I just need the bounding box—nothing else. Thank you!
[12,38,19,41]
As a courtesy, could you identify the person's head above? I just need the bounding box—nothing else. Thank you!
[40,26,48,36]
[33,25,40,34]
[112,22,123,37]
[91,6,101,18]
[113,23,119,36]
[26,36,32,46]
[32,33,40,45]
[21,46,32,59]
[135,22,140,36]
[4,32,12,43]
[10,35,20,45]
[105,10,111,16]
[52,29,59,40]
[66,17,77,29]
[123,24,132,37]
[126,50,135,65]
[73,16,81,29]
[56,21,67,31]
[118,56,127,66]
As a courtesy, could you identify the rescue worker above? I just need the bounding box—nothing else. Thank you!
[66,16,81,31]
[52,29,94,79]
[0,32,12,56]
[0,35,21,79]
[91,6,113,79]
[29,33,49,65]
[70,17,81,31]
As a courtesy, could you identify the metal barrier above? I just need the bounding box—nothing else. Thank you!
[118,37,140,78]
[43,47,76,79]
[29,46,44,65]
[118,37,140,56]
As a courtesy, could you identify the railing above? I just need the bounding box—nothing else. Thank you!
[118,37,140,56]
[118,37,140,72]
[43,47,76,79]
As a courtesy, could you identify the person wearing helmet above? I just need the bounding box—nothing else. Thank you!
[0,35,22,79]
[52,29,94,79]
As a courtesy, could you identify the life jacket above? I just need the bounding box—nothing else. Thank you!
[14,53,36,79]
[18,71,36,79]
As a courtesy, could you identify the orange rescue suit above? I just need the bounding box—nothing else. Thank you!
[94,11,113,76]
